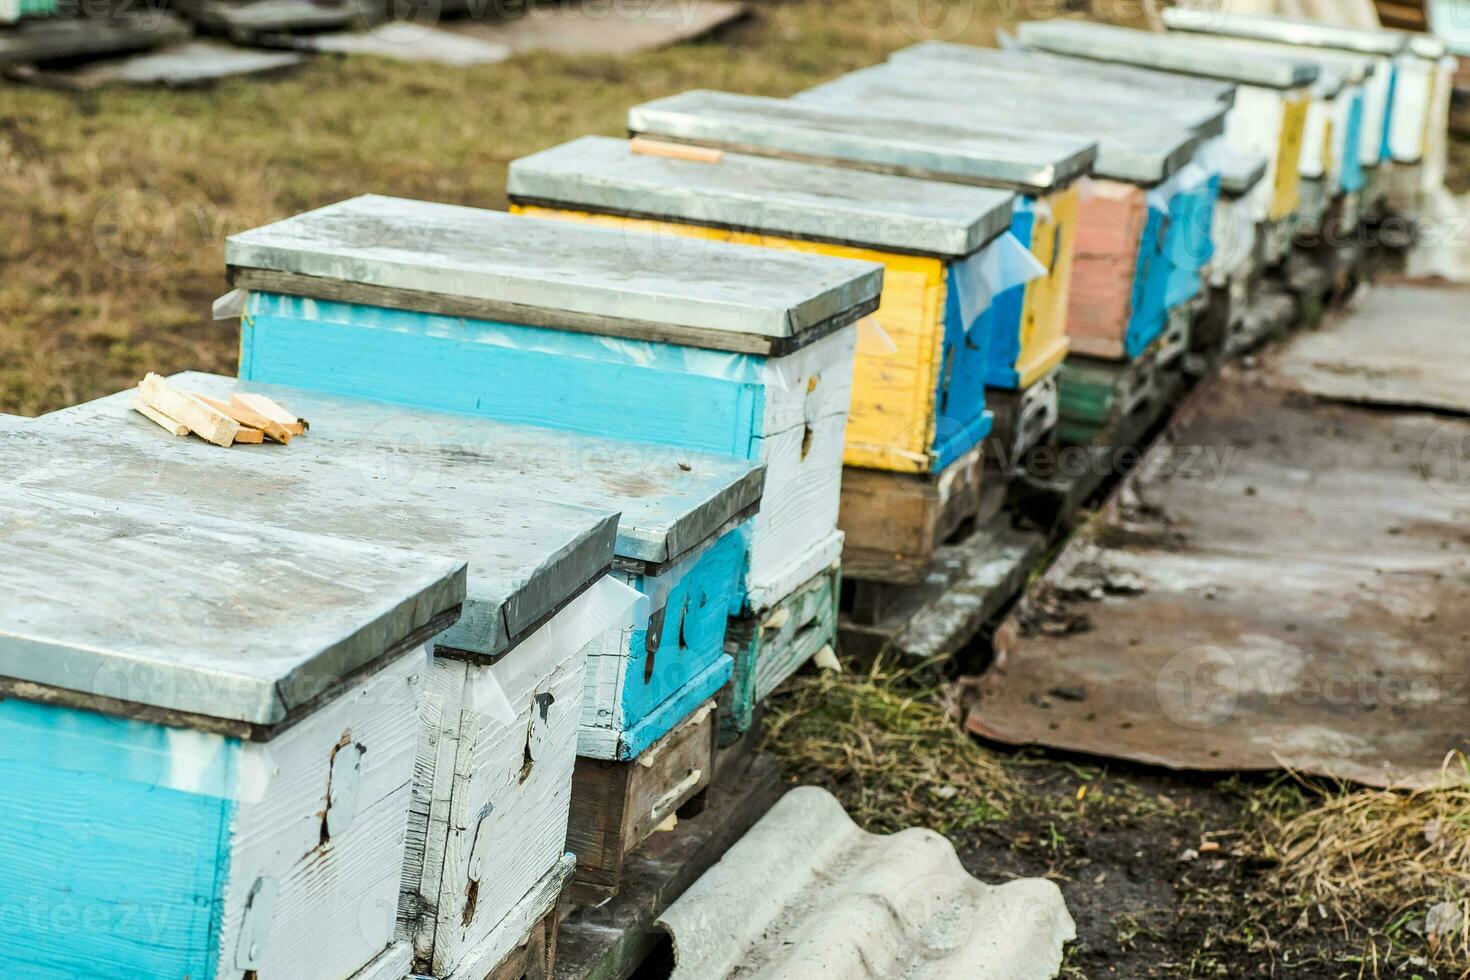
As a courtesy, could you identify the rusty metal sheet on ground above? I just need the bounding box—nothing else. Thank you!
[1275,282,1470,415]
[964,371,1470,789]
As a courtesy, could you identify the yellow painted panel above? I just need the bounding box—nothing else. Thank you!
[511,204,947,474]
[1017,184,1077,388]
[1271,94,1310,220]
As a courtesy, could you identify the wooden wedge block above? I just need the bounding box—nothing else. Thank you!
[629,137,722,164]
[231,392,307,436]
[232,427,264,445]
[138,373,239,448]
[130,397,189,437]
[193,392,291,444]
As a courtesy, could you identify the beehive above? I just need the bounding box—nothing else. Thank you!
[0,480,466,980]
[508,135,1018,474]
[1018,19,1319,234]
[625,90,1096,390]
[795,61,1217,360]
[21,388,646,979]
[227,195,881,618]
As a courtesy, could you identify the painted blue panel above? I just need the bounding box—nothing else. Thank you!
[1161,176,1221,313]
[1342,91,1367,194]
[983,197,1036,389]
[1125,206,1170,358]
[615,654,733,761]
[933,261,994,473]
[0,700,235,978]
[241,293,766,461]
[621,526,746,745]
[1381,63,1399,161]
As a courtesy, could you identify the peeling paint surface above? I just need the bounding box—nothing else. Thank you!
[964,340,1470,789]
[656,787,1075,979]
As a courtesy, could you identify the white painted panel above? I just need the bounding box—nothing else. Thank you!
[1390,55,1435,163]
[216,648,428,980]
[349,939,412,980]
[1224,86,1289,224]
[746,327,855,612]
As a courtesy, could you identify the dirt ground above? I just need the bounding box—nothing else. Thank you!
[771,706,1465,979]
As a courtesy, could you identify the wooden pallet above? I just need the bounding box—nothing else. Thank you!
[719,563,839,745]
[839,510,1047,669]
[838,447,984,586]
[487,910,559,980]
[554,744,784,980]
[564,703,717,906]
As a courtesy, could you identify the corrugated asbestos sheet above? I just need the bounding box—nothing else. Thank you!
[655,787,1075,979]
[962,289,1470,789]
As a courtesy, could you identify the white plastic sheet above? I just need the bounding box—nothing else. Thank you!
[954,231,1047,334]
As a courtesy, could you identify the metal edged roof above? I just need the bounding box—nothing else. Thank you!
[1161,30,1377,89]
[805,61,1228,136]
[888,41,1239,105]
[656,786,1077,979]
[17,382,622,663]
[1018,19,1321,89]
[1161,7,1409,57]
[508,135,1016,259]
[0,482,467,730]
[626,90,1098,195]
[1219,151,1269,196]
[796,70,1204,186]
[225,195,883,355]
[46,372,761,567]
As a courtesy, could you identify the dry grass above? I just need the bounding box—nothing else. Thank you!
[1263,758,1470,973]
[762,666,1013,835]
[0,0,1031,415]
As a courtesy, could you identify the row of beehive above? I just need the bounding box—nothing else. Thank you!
[0,10,1457,980]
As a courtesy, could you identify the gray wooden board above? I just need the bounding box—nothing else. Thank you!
[508,136,1015,260]
[888,43,1239,105]
[0,482,466,728]
[174,0,380,37]
[1018,19,1320,89]
[1163,35,1377,92]
[0,12,191,67]
[18,377,619,663]
[626,90,1098,195]
[856,56,1235,132]
[48,371,763,567]
[7,40,305,89]
[275,24,510,66]
[225,195,884,352]
[1273,283,1470,415]
[448,0,747,57]
[808,59,1227,137]
[840,514,1047,666]
[1160,7,1409,57]
[796,65,1207,186]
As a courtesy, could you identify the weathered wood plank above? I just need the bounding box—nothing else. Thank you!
[554,750,783,980]
[720,564,839,745]
[838,448,983,585]
[565,703,716,906]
